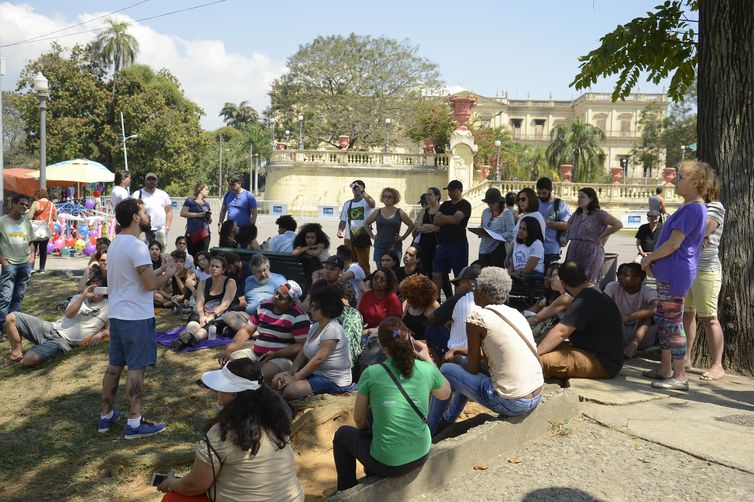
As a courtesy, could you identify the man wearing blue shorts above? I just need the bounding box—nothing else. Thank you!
[97,198,177,439]
[432,180,471,296]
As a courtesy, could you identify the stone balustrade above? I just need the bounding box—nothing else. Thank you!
[269,149,449,168]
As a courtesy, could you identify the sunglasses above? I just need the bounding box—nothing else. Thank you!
[517,197,527,202]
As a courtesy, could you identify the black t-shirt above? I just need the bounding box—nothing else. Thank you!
[431,292,466,325]
[635,222,663,252]
[438,199,472,243]
[560,287,623,377]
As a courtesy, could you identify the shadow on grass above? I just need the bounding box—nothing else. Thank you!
[0,274,226,501]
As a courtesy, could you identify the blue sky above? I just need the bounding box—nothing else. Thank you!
[1,0,672,129]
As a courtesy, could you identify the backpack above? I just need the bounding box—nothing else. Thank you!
[554,198,570,247]
[353,333,385,382]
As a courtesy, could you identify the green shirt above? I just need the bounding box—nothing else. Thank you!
[0,214,33,264]
[357,358,444,466]
[337,305,363,363]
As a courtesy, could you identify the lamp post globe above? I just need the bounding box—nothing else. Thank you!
[33,72,49,190]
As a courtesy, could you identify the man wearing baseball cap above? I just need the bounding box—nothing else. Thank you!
[337,180,375,274]
[219,280,310,382]
[303,255,345,311]
[432,180,472,297]
[132,172,172,249]
[426,265,480,362]
[634,210,663,262]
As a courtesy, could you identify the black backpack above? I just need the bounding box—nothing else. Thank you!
[353,333,385,382]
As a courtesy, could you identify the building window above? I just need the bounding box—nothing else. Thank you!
[593,114,607,132]
[533,119,545,139]
[510,118,523,138]
[618,114,633,136]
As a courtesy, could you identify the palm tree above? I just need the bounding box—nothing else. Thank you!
[219,101,259,129]
[94,19,139,74]
[546,119,606,182]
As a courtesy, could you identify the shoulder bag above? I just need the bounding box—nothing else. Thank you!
[31,202,53,241]
[378,362,427,423]
[484,306,542,368]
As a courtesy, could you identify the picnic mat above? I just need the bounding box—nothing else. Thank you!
[156,327,231,352]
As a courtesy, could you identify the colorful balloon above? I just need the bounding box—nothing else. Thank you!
[47,242,56,253]
[74,239,86,251]
[93,190,101,197]
[61,246,70,255]
[54,239,64,251]
[65,237,76,247]
[82,243,96,255]
[85,199,96,210]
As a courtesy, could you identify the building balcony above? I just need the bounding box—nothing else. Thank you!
[269,149,449,169]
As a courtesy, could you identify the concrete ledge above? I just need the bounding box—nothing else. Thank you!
[327,388,579,501]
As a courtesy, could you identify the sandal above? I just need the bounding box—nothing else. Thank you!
[9,354,24,363]
[642,368,672,380]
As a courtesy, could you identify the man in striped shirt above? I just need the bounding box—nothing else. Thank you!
[218,280,310,381]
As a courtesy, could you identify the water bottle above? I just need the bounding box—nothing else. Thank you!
[208,324,217,341]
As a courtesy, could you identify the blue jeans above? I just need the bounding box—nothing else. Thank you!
[427,363,541,433]
[0,261,32,332]
[307,373,357,395]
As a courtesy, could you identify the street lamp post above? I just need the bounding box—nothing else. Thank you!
[33,72,49,190]
[384,118,391,153]
[298,114,304,150]
[120,111,137,172]
[269,118,276,149]
[494,139,501,181]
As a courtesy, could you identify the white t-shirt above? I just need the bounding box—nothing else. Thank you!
[107,234,154,320]
[110,186,129,210]
[339,198,373,234]
[513,240,545,274]
[448,292,477,350]
[468,306,544,399]
[134,187,171,230]
[55,296,109,344]
[345,263,366,302]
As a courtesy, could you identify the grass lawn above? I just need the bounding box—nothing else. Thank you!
[0,274,228,501]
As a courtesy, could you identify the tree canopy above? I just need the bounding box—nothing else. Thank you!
[269,33,443,149]
[405,100,456,152]
[93,19,140,74]
[220,101,259,129]
[545,120,606,182]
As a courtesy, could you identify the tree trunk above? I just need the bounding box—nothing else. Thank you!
[696,0,754,374]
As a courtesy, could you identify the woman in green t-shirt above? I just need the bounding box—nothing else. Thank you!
[332,317,450,492]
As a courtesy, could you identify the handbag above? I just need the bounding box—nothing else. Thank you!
[378,362,427,423]
[189,224,209,244]
[31,202,53,241]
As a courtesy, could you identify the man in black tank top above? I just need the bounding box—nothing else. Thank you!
[432,180,471,293]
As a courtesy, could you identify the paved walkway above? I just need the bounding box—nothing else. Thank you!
[38,214,640,273]
[424,359,754,500]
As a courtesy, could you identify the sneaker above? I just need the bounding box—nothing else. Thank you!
[97,409,122,433]
[123,418,167,439]
[651,378,689,391]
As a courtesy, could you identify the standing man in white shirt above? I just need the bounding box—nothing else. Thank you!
[133,172,173,249]
[110,170,131,210]
[97,198,177,439]
[337,180,375,274]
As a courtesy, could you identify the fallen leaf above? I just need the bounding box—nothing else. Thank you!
[508,457,525,464]
[473,463,488,470]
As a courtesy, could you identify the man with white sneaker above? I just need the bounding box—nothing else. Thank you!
[97,198,177,439]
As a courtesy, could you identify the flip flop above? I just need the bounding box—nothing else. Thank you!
[9,354,23,363]
[700,371,725,381]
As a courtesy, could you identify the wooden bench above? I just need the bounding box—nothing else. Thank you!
[209,247,320,294]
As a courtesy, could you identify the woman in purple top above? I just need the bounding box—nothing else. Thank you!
[564,188,623,284]
[641,161,716,391]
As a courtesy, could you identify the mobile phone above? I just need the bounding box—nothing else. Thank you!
[93,287,108,295]
[150,472,168,487]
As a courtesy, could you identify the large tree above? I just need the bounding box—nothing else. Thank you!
[546,120,606,182]
[573,0,754,374]
[93,19,139,74]
[269,33,443,149]
[219,101,259,129]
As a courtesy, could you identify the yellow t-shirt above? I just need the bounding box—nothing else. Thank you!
[196,423,303,502]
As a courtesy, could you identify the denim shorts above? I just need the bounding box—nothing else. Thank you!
[109,318,157,369]
[307,373,356,396]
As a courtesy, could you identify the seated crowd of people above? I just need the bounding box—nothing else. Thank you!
[7,163,723,500]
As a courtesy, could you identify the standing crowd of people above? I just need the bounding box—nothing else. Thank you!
[1,161,726,499]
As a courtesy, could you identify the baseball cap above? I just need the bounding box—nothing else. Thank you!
[647,210,661,218]
[280,280,303,302]
[444,180,463,191]
[417,194,428,205]
[450,265,480,285]
[145,172,158,180]
[325,255,345,269]
[201,363,262,393]
[350,180,365,189]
